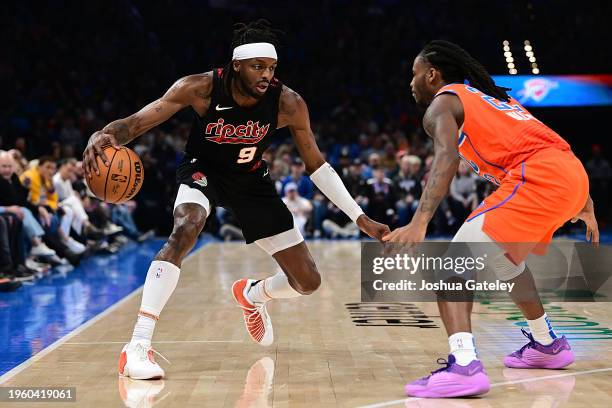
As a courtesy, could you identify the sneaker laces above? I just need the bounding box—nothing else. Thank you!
[134,343,171,365]
[242,302,268,326]
[418,357,453,380]
[431,357,453,374]
[517,328,537,355]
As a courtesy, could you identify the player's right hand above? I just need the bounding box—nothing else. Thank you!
[571,195,599,247]
[356,215,390,242]
[82,131,121,178]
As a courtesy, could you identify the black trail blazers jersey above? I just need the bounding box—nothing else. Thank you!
[184,68,282,173]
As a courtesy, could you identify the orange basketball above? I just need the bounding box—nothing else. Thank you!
[86,146,144,204]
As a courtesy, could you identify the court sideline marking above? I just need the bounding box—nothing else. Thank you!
[355,366,612,408]
[0,240,211,384]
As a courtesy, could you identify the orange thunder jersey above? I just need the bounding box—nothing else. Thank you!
[434,83,570,185]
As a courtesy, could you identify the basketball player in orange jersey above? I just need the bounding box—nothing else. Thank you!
[383,40,599,398]
[82,20,389,380]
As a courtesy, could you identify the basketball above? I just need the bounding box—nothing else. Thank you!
[86,146,144,203]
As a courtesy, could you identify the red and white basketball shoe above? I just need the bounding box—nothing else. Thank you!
[118,341,168,380]
[232,279,274,346]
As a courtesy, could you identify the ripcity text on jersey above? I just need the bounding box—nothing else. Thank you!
[185,68,282,173]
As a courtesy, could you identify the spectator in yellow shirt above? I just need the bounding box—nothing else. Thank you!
[20,156,58,213]
[20,156,85,255]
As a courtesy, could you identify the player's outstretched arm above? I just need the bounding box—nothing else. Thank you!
[383,94,461,244]
[82,73,211,177]
[279,86,390,241]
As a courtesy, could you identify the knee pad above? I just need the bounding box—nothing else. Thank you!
[491,253,526,281]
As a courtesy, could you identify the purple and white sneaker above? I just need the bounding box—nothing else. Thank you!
[405,355,490,398]
[504,329,574,369]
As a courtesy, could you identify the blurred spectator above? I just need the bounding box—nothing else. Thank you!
[270,158,290,193]
[282,182,312,236]
[322,207,360,239]
[365,168,397,226]
[280,159,314,199]
[217,207,244,241]
[342,159,368,207]
[381,142,398,171]
[0,151,57,258]
[20,156,86,258]
[53,158,95,237]
[9,150,27,176]
[448,162,479,222]
[112,202,153,242]
[394,155,423,226]
[0,216,25,290]
[362,152,382,180]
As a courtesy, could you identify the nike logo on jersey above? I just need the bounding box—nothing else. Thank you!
[215,104,233,111]
[263,168,269,177]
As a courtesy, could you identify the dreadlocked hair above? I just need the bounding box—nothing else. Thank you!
[420,40,511,102]
[222,19,282,97]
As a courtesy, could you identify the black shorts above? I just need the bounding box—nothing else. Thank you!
[176,155,294,244]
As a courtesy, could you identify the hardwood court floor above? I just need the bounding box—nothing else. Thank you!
[2,241,612,407]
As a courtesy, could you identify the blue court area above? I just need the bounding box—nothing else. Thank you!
[0,236,214,376]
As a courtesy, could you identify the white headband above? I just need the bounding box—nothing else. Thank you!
[232,42,277,61]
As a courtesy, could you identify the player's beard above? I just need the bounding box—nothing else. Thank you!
[236,74,265,100]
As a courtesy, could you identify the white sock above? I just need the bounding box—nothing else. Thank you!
[527,313,557,345]
[131,315,156,345]
[449,332,478,366]
[130,260,181,345]
[247,272,302,303]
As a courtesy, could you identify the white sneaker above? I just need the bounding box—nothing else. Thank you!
[118,341,167,380]
[30,243,56,257]
[64,237,86,254]
[25,258,51,273]
[104,223,124,235]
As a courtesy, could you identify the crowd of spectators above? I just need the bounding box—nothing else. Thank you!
[0,149,152,291]
[1,2,610,290]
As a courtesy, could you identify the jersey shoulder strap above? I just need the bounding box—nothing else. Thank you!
[209,68,226,104]
[435,83,467,98]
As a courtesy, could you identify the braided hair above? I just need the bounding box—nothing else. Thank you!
[420,40,510,102]
[222,19,282,97]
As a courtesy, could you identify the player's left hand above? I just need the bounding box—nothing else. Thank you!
[571,195,599,247]
[382,221,427,246]
[356,215,390,241]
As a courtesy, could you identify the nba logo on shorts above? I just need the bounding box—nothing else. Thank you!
[192,172,208,187]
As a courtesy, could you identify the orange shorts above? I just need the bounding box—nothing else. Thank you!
[466,148,589,263]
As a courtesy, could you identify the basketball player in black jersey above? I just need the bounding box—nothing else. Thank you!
[82,20,389,379]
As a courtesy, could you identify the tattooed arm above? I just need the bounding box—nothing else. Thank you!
[382,94,462,243]
[82,72,212,177]
[279,86,390,240]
